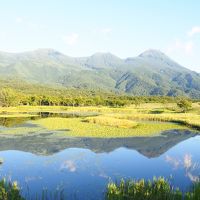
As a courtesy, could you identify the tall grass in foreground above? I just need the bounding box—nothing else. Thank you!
[185,182,200,200]
[1,178,200,200]
[0,179,24,200]
[0,179,65,200]
[106,178,200,200]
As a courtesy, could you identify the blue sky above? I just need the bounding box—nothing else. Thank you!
[0,0,199,72]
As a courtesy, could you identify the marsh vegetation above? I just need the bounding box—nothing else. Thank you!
[106,178,200,200]
[0,179,24,200]
[2,178,200,200]
[0,101,199,137]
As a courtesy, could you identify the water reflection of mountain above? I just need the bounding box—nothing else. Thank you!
[0,130,197,158]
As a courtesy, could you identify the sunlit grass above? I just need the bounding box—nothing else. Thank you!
[84,116,138,128]
[106,177,200,200]
[0,179,24,200]
[0,106,68,114]
[0,102,199,137]
[0,113,38,118]
[31,117,187,138]
[112,113,200,130]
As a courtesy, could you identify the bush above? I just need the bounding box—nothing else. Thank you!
[177,99,192,112]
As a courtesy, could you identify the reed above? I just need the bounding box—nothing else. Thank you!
[106,178,200,200]
[0,179,24,200]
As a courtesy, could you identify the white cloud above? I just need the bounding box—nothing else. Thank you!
[15,17,23,24]
[62,33,79,46]
[165,155,180,169]
[187,172,200,182]
[167,39,194,55]
[188,26,200,37]
[183,154,192,169]
[165,154,200,183]
[60,160,76,172]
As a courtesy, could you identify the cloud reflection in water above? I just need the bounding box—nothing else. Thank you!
[165,153,200,182]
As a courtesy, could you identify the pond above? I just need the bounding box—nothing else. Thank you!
[0,114,200,199]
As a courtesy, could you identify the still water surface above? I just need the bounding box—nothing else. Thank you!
[0,115,199,199]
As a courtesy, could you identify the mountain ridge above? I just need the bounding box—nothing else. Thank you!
[0,48,199,98]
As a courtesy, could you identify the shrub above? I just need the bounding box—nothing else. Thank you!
[177,99,192,113]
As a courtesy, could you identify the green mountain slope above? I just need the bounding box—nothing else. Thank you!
[0,49,199,98]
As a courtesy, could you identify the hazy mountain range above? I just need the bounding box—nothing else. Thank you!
[0,48,200,98]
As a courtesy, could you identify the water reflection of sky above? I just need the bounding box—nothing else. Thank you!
[0,136,200,199]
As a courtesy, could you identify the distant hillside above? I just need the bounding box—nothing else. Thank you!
[0,49,200,98]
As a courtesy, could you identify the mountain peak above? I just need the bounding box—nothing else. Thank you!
[81,52,122,69]
[34,48,62,56]
[91,52,119,58]
[139,49,167,59]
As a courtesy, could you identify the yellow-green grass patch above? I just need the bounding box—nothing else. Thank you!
[31,117,188,138]
[111,113,200,130]
[84,116,138,128]
[0,113,38,118]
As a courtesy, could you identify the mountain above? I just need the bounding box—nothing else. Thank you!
[0,48,200,98]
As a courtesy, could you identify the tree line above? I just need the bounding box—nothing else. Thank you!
[0,87,196,108]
